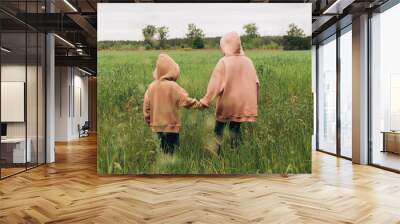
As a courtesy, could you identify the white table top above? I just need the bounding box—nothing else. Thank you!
[1,138,30,143]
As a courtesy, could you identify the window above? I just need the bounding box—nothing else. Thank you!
[317,35,337,154]
[390,74,400,130]
[316,23,353,159]
[339,27,352,158]
[0,2,46,179]
[370,3,400,171]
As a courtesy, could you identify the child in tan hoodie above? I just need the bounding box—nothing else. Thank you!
[200,32,259,154]
[144,53,200,154]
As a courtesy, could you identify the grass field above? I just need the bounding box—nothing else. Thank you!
[97,49,312,174]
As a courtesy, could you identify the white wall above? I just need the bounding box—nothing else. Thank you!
[55,67,89,141]
[55,67,70,141]
[78,72,89,139]
[72,73,89,138]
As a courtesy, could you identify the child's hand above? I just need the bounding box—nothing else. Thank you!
[198,101,209,110]
[192,101,208,110]
[192,100,204,110]
[195,101,205,110]
[183,98,207,110]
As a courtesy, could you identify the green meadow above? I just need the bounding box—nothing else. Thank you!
[97,49,312,174]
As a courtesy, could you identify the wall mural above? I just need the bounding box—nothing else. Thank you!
[97,3,313,174]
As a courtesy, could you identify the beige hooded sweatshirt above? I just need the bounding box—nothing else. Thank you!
[200,32,259,122]
[144,53,199,133]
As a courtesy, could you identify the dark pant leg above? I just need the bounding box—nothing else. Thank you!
[228,122,242,148]
[157,133,167,153]
[229,122,241,134]
[213,121,226,153]
[214,121,227,138]
[157,132,179,154]
[165,133,179,154]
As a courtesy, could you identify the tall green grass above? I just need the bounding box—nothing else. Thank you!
[97,49,312,174]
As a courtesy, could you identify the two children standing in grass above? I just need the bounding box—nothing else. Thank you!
[143,32,259,155]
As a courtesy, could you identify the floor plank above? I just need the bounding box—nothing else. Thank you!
[0,135,399,223]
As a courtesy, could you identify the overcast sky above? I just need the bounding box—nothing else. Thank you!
[98,3,311,41]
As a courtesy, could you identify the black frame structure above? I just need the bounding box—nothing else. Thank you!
[0,0,47,179]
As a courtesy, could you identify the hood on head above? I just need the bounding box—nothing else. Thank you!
[220,32,244,56]
[153,53,180,81]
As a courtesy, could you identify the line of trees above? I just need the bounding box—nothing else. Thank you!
[98,23,311,51]
[142,25,169,49]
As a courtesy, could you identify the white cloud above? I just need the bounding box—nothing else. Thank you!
[98,3,311,41]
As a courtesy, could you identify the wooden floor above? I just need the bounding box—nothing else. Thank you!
[1,167,26,178]
[0,135,400,223]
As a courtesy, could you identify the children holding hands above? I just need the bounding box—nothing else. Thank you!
[144,32,259,155]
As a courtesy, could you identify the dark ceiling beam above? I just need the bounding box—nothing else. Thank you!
[46,1,97,48]
[55,56,96,66]
[55,55,97,73]
[312,14,352,44]
[52,0,78,13]
[12,13,83,32]
[0,8,37,31]
[67,13,97,47]
[78,66,97,76]
[323,0,356,14]
[0,18,27,31]
[3,12,96,48]
[86,0,97,11]
[312,15,335,33]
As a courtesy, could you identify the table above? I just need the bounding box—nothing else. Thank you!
[1,138,32,164]
[382,131,400,154]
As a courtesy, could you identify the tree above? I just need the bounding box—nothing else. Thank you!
[283,23,310,50]
[243,23,259,39]
[242,23,261,49]
[157,26,169,49]
[192,36,204,49]
[186,23,205,49]
[142,25,157,48]
[286,23,305,37]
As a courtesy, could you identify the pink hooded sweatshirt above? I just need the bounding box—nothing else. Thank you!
[200,32,259,122]
[144,53,199,133]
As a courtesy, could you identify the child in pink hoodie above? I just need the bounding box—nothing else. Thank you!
[200,32,259,154]
[144,53,200,154]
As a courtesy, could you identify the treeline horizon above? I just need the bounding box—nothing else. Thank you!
[98,35,311,51]
[98,23,311,51]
